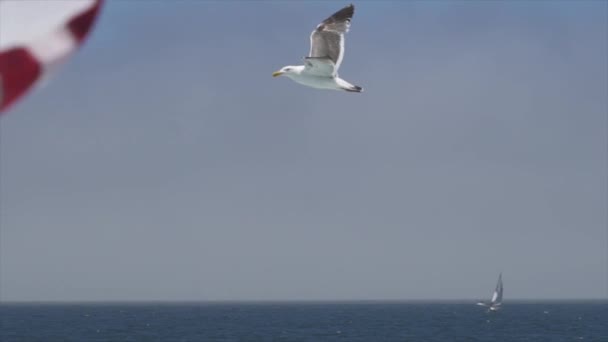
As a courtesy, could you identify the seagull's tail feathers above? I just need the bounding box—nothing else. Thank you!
[336,78,363,93]
[343,85,363,93]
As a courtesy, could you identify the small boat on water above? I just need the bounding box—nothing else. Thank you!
[476,273,503,311]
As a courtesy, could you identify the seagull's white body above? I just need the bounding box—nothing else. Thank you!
[280,65,358,91]
[273,4,363,93]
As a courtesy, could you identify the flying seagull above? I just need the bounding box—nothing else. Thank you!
[272,4,363,93]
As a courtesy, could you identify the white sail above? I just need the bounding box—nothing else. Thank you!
[479,273,503,311]
[492,273,503,305]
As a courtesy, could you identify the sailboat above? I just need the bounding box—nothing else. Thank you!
[476,273,503,311]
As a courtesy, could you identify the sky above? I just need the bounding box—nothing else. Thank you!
[0,0,606,302]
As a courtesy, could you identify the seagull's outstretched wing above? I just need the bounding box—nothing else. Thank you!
[308,4,354,75]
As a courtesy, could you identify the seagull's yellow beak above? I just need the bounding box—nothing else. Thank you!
[272,71,283,77]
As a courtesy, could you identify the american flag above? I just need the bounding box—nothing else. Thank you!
[0,0,103,114]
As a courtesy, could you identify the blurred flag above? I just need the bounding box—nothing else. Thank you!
[0,0,103,114]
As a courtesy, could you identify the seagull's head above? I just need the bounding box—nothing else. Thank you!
[272,66,303,78]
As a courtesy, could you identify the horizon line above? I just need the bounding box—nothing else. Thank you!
[1,298,607,305]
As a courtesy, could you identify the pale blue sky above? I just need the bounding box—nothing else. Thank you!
[1,1,606,301]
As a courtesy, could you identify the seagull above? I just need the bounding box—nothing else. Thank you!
[272,4,363,93]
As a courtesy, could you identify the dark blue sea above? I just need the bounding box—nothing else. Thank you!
[1,301,606,341]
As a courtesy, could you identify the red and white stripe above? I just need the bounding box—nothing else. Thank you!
[0,0,103,114]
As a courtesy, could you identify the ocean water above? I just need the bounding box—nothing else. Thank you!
[1,301,606,341]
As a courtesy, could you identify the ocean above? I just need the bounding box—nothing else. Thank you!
[1,301,606,341]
